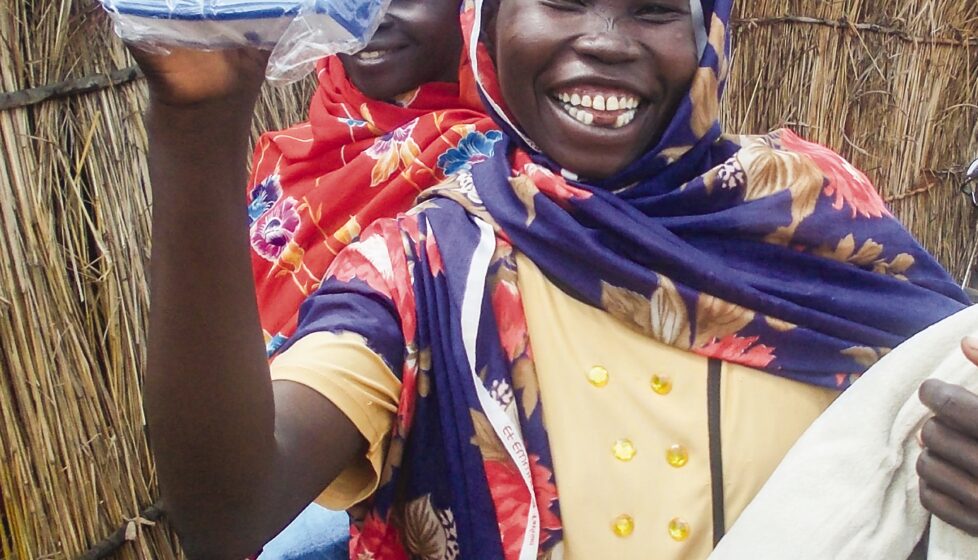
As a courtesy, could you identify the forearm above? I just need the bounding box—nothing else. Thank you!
[143,99,279,555]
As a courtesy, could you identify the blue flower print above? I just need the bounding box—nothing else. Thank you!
[438,130,504,176]
[248,174,282,225]
[339,117,368,130]
[266,333,290,357]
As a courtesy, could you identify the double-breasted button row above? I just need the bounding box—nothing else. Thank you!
[587,365,692,542]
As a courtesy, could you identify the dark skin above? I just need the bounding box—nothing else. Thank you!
[338,0,463,100]
[919,341,978,536]
[138,5,462,555]
[132,2,978,558]
[491,0,697,179]
[136,47,364,559]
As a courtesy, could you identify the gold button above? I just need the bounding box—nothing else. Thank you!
[613,514,635,537]
[650,373,673,395]
[613,439,637,462]
[666,444,689,468]
[587,366,610,388]
[668,518,690,541]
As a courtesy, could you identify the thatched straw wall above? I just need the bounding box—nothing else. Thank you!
[0,0,975,558]
[726,0,978,280]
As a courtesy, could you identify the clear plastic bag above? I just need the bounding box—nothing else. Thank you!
[100,0,392,83]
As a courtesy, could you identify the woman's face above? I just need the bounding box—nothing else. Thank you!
[340,0,462,101]
[491,0,699,179]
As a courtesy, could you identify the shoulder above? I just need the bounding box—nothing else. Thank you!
[329,176,468,269]
[774,128,889,219]
[729,129,889,219]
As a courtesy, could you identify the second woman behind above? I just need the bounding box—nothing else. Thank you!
[247,0,497,351]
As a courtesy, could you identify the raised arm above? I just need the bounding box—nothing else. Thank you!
[134,46,364,559]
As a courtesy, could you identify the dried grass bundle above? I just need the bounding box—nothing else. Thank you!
[724,0,978,279]
[0,0,974,558]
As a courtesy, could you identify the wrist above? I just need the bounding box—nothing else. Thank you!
[144,97,256,201]
[147,95,258,133]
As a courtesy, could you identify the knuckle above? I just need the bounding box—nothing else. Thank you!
[968,487,978,510]
[965,517,978,537]
[934,389,959,416]
[917,451,933,477]
[958,484,978,521]
[921,419,940,447]
[920,486,938,511]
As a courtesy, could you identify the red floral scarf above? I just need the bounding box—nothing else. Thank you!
[247,55,495,351]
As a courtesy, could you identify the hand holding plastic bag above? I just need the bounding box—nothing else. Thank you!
[129,43,271,109]
[100,0,392,83]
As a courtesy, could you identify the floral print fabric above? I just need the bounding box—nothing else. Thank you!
[283,0,970,558]
[247,55,498,352]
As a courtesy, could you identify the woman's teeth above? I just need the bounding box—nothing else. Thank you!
[614,111,637,128]
[357,50,386,60]
[556,91,640,128]
[567,106,594,126]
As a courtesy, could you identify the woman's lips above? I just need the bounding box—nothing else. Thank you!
[353,43,410,65]
[551,86,644,129]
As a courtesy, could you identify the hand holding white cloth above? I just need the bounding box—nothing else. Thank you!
[709,306,978,560]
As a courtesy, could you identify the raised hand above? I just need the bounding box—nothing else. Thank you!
[127,43,270,109]
[130,37,363,558]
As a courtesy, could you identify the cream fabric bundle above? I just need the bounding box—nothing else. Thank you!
[710,306,978,560]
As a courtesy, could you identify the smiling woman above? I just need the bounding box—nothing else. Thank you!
[490,0,698,178]
[129,0,978,559]
[338,0,463,100]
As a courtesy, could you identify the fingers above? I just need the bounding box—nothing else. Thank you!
[918,449,978,510]
[919,476,978,537]
[921,418,978,478]
[917,345,978,536]
[919,379,978,440]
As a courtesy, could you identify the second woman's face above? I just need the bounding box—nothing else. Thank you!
[492,0,699,179]
[340,0,462,101]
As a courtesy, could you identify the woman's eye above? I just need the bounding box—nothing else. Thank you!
[635,3,682,21]
[540,0,587,12]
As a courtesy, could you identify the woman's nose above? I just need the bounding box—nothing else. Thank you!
[571,25,643,65]
[375,13,395,31]
[375,1,406,32]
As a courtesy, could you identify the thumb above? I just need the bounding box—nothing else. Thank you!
[961,336,978,367]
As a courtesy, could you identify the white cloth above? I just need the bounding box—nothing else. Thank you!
[709,306,978,560]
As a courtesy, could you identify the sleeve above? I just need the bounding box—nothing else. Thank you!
[271,331,400,510]
[270,218,417,509]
